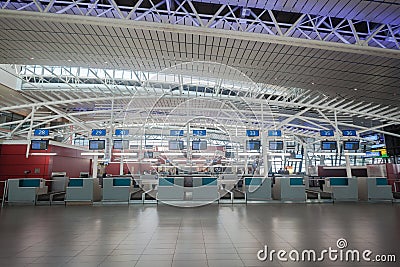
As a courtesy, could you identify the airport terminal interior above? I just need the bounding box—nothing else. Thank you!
[0,0,400,266]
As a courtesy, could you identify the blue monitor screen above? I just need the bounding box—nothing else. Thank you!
[321,141,337,150]
[91,129,106,136]
[247,140,261,150]
[115,129,129,136]
[192,141,207,150]
[246,130,259,137]
[269,141,283,150]
[169,140,184,150]
[344,141,359,150]
[225,151,235,158]
[89,140,105,150]
[31,140,48,150]
[268,130,282,137]
[193,130,206,136]
[320,130,334,137]
[170,130,184,136]
[144,151,153,158]
[113,140,129,149]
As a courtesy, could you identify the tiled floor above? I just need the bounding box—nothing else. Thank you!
[0,203,399,266]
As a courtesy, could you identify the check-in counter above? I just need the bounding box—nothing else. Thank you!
[324,177,358,201]
[358,177,393,201]
[65,178,101,203]
[157,177,185,201]
[273,177,306,201]
[102,177,133,202]
[7,178,48,204]
[244,177,272,201]
[192,177,219,202]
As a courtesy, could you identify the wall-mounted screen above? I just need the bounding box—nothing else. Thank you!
[343,141,359,150]
[31,140,49,150]
[89,140,105,150]
[144,151,153,158]
[246,130,259,137]
[192,141,207,150]
[269,141,283,150]
[169,140,184,150]
[321,141,337,150]
[247,140,261,150]
[33,129,49,136]
[225,151,235,158]
[113,140,129,150]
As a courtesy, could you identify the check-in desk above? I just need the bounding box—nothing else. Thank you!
[7,178,48,205]
[324,177,358,201]
[102,177,133,202]
[139,174,158,202]
[192,177,219,202]
[244,177,272,202]
[219,174,239,203]
[273,177,306,201]
[358,177,393,201]
[157,177,185,201]
[65,178,101,203]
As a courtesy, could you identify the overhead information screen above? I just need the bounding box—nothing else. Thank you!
[169,140,184,150]
[31,140,49,150]
[113,140,129,149]
[321,141,337,150]
[91,129,106,136]
[342,130,357,136]
[33,129,49,136]
[89,140,105,150]
[192,141,207,150]
[247,140,261,150]
[343,141,359,150]
[269,141,283,150]
[246,130,259,137]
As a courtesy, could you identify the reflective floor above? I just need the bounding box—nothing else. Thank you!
[0,203,399,267]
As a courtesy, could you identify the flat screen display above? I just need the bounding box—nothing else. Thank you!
[269,141,283,150]
[192,141,207,150]
[89,140,105,150]
[31,140,49,150]
[169,140,184,150]
[113,140,129,149]
[33,129,49,136]
[321,141,337,150]
[246,130,259,137]
[91,129,106,136]
[115,129,129,136]
[343,141,359,150]
[144,151,153,158]
[247,140,261,151]
[225,151,235,158]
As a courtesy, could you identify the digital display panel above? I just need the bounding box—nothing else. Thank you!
[320,130,334,137]
[342,130,357,136]
[193,130,206,136]
[269,141,283,150]
[343,141,359,150]
[170,130,184,136]
[268,130,282,137]
[89,140,105,150]
[192,141,207,150]
[31,140,49,150]
[246,140,261,150]
[113,140,129,149]
[169,140,184,150]
[321,141,337,150]
[115,129,129,136]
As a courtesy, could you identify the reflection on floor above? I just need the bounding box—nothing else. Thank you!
[0,203,399,267]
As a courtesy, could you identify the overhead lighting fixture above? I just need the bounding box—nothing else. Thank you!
[113,152,138,156]
[161,152,184,156]
[267,152,291,156]
[30,57,34,60]
[309,152,337,156]
[30,153,57,156]
[354,88,358,91]
[344,152,366,156]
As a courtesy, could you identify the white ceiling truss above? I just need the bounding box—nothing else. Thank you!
[0,0,399,51]
[0,64,399,145]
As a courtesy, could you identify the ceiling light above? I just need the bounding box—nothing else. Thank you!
[30,57,34,60]
[67,59,72,62]
[354,88,358,91]
[311,82,315,85]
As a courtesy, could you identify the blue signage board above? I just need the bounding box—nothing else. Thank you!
[193,130,206,136]
[342,130,357,136]
[364,151,381,158]
[91,129,107,136]
[268,130,282,137]
[115,129,129,136]
[33,129,49,136]
[246,130,259,137]
[170,130,184,136]
[320,130,334,137]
